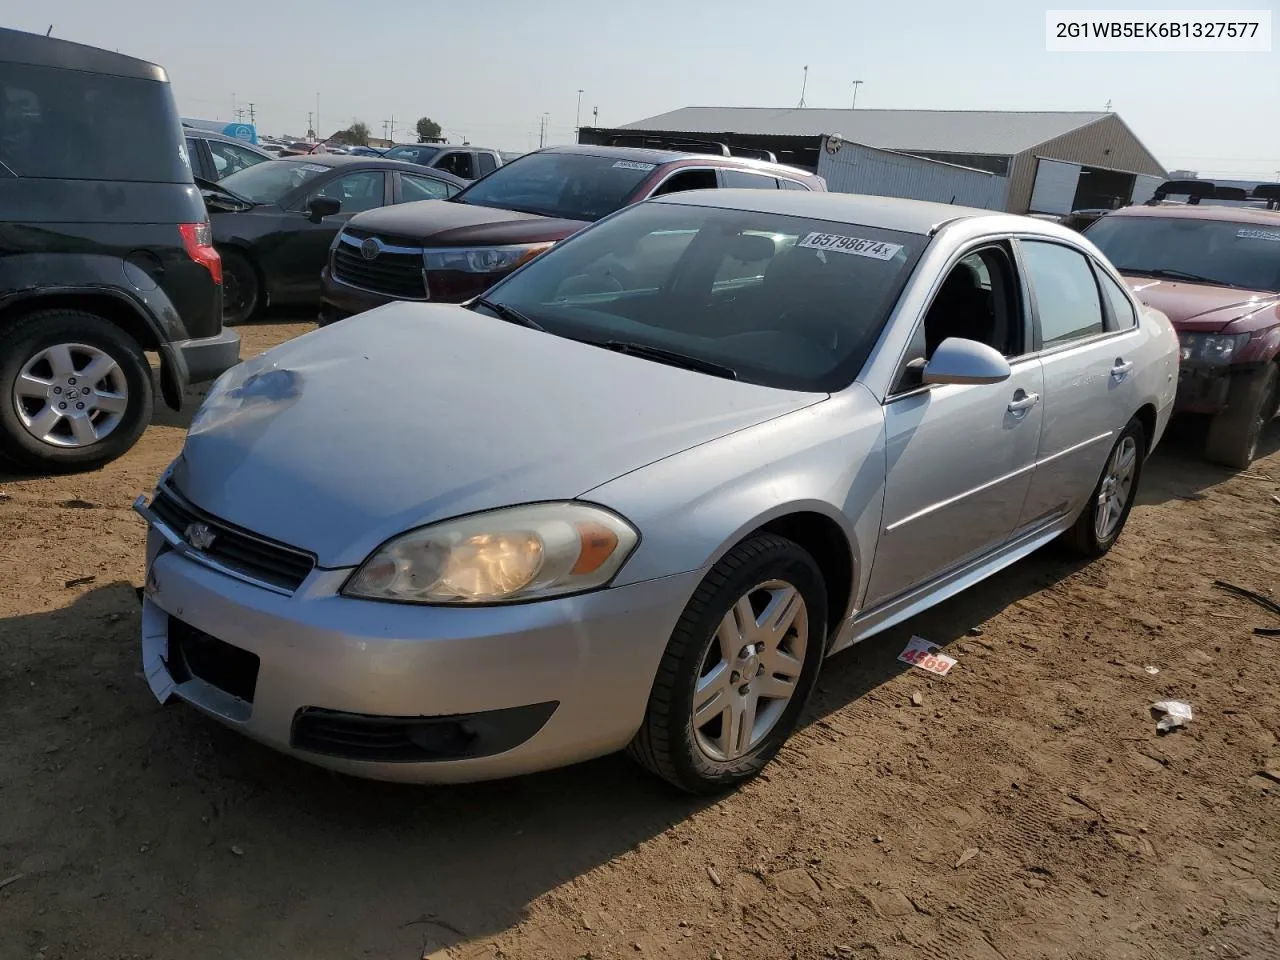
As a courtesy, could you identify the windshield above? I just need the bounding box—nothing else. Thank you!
[478,201,926,391]
[453,152,655,221]
[218,160,329,203]
[384,145,441,166]
[1086,215,1280,292]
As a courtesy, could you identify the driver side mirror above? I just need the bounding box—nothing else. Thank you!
[307,196,341,223]
[922,337,1011,385]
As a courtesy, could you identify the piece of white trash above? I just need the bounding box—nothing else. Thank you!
[898,636,957,677]
[1151,700,1193,733]
[1144,665,1160,675]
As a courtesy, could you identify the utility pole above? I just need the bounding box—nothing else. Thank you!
[539,112,550,148]
[798,66,808,108]
[1105,98,1113,111]
[575,89,584,133]
[850,80,863,110]
[382,120,390,141]
[248,103,255,125]
[389,114,395,143]
[307,111,313,139]
[315,93,321,141]
[592,106,598,127]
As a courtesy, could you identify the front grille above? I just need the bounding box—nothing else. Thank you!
[332,232,428,300]
[168,616,260,703]
[290,702,559,763]
[151,484,315,592]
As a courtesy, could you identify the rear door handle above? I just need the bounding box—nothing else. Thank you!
[1111,359,1134,378]
[1008,392,1040,414]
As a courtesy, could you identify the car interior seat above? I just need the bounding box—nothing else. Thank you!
[924,261,996,357]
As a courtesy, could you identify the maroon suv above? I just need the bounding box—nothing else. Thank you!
[1086,204,1280,467]
[318,144,825,324]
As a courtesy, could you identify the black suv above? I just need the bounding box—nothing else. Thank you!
[0,28,239,471]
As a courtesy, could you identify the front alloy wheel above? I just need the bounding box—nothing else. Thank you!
[628,533,827,794]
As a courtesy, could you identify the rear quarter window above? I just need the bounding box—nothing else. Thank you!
[1,62,189,182]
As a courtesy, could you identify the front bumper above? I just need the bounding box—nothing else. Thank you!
[174,327,242,384]
[318,267,395,326]
[1174,362,1269,415]
[137,521,700,784]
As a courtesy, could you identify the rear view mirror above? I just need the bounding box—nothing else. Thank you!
[923,338,1011,386]
[307,197,341,222]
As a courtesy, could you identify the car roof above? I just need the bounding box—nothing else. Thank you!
[273,154,467,186]
[192,129,273,154]
[0,27,167,82]
[1102,203,1280,226]
[540,143,817,179]
[652,188,1004,235]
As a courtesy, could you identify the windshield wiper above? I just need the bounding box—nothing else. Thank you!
[1125,267,1236,287]
[473,297,545,331]
[600,341,738,380]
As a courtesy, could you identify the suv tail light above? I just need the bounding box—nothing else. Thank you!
[180,222,223,284]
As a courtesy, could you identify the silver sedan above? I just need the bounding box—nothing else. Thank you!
[136,189,1179,793]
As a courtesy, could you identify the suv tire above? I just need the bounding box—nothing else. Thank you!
[1204,364,1279,469]
[627,533,826,794]
[0,309,154,472]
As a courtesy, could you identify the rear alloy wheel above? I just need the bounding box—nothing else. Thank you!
[1063,417,1146,557]
[1204,364,1279,469]
[0,309,153,472]
[220,248,261,326]
[628,533,827,794]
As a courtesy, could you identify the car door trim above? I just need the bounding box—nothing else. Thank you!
[1036,429,1114,467]
[884,460,1038,533]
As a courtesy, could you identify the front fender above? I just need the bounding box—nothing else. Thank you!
[585,389,886,626]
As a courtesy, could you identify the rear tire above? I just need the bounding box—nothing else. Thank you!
[0,309,153,472]
[1204,364,1278,469]
[220,248,261,326]
[627,533,827,794]
[1063,417,1146,558]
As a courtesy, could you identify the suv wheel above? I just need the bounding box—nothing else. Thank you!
[1204,364,1279,469]
[220,248,261,326]
[0,309,154,472]
[627,533,826,794]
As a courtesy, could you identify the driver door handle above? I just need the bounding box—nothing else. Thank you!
[1111,359,1134,379]
[1008,391,1041,414]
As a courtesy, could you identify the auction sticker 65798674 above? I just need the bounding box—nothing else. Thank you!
[797,232,904,261]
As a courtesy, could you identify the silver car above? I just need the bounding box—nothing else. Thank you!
[135,190,1179,793]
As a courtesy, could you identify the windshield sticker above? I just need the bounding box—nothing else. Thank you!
[613,160,656,171]
[798,232,903,261]
[1237,227,1280,242]
[299,163,329,174]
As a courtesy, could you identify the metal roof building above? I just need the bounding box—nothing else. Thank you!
[580,107,1167,214]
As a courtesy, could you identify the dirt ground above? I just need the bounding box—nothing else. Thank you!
[1,320,1278,960]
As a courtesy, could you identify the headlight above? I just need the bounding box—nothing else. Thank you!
[423,243,552,274]
[342,502,639,604]
[1179,332,1250,363]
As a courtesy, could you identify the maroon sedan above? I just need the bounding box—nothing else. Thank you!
[318,145,826,324]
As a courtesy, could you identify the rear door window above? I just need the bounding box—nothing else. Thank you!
[401,173,456,201]
[476,152,497,176]
[0,61,188,181]
[721,170,779,189]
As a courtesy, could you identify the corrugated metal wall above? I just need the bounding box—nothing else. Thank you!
[1006,114,1166,213]
[817,140,1007,210]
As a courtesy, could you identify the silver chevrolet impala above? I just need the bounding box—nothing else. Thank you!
[136,190,1179,793]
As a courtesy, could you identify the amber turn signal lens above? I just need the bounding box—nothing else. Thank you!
[571,521,620,575]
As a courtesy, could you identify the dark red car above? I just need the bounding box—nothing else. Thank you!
[1086,204,1280,467]
[318,144,826,324]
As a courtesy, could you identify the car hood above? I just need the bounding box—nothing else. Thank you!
[346,199,587,247]
[1122,275,1280,333]
[171,304,825,568]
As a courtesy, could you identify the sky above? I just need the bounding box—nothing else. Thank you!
[7,0,1279,178]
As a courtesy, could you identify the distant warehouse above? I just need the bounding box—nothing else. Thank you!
[579,107,1167,214]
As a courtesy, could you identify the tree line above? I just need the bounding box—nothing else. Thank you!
[328,117,443,146]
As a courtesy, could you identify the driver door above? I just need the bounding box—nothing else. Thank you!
[276,170,390,299]
[863,244,1045,608]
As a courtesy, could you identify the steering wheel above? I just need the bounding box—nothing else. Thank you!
[777,303,841,351]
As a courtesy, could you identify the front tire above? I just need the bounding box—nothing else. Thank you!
[1063,417,1146,557]
[220,248,261,326]
[1204,364,1278,469]
[0,310,153,472]
[628,533,827,794]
